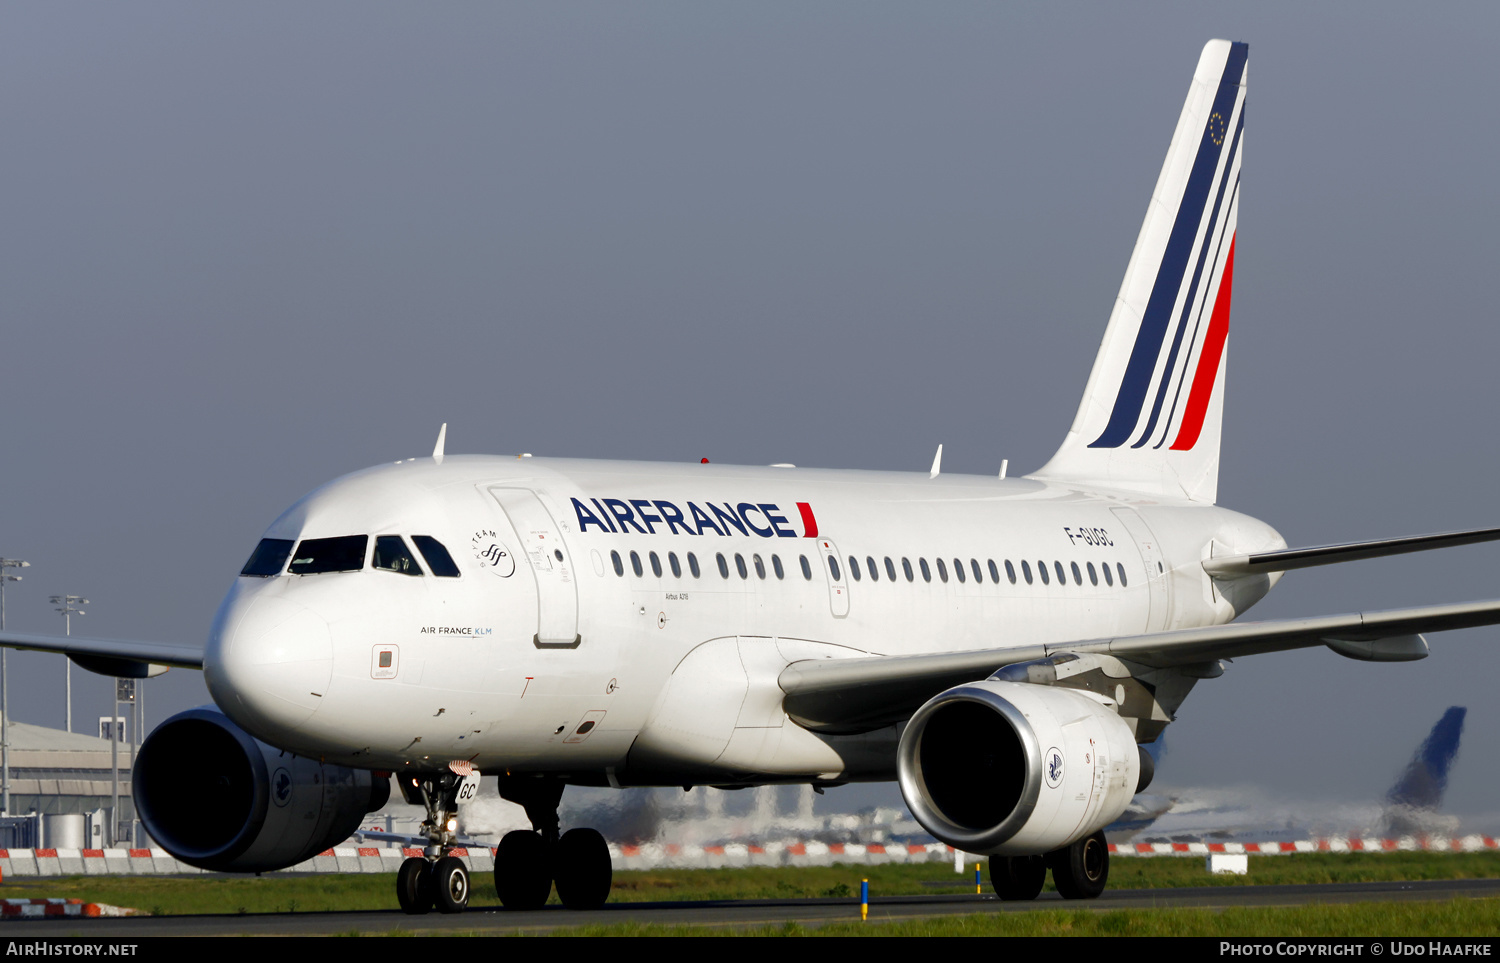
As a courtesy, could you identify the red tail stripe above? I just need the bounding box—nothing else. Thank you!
[1170,235,1236,451]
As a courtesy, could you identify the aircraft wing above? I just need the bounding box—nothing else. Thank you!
[0,631,203,676]
[779,598,1500,733]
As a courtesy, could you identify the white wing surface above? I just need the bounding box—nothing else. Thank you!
[779,598,1500,732]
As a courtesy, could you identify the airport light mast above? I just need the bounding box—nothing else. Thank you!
[0,559,29,815]
[49,595,85,733]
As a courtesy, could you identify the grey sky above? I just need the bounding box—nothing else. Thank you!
[3,3,1499,822]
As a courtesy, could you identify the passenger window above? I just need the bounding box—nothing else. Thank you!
[1071,561,1082,585]
[611,550,624,576]
[669,552,682,578]
[902,557,915,582]
[1087,561,1098,586]
[1005,560,1017,584]
[649,551,663,578]
[1054,561,1066,585]
[773,555,785,580]
[735,553,749,579]
[1102,562,1113,586]
[1037,561,1049,585]
[412,536,461,578]
[717,553,729,578]
[988,559,1000,584]
[866,556,879,582]
[241,538,294,578]
[953,558,965,583]
[885,557,897,581]
[936,558,948,583]
[289,535,368,575]
[1021,560,1033,584]
[800,555,813,580]
[630,551,644,577]
[919,558,931,582]
[971,559,983,583]
[753,554,766,579]
[1117,563,1128,587]
[688,552,701,578]
[374,535,424,576]
[828,555,842,581]
[848,556,861,581]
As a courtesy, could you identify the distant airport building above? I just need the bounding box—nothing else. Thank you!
[0,719,134,848]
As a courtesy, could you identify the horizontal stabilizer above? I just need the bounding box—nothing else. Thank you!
[1203,527,1500,579]
[779,597,1500,732]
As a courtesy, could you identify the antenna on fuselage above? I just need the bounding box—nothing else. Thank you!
[929,444,943,479]
[999,459,1008,480]
[432,423,448,464]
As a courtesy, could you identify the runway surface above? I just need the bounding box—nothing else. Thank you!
[4,878,1499,936]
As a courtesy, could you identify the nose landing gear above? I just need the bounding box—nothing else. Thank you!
[394,764,480,915]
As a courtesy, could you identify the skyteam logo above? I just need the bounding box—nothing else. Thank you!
[1089,42,1246,454]
[470,530,516,576]
[572,498,819,538]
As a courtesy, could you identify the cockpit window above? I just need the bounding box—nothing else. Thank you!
[373,536,424,576]
[288,535,368,575]
[412,535,461,578]
[240,538,294,577]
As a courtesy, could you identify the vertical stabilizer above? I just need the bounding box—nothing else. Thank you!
[1032,40,1247,503]
[1381,706,1466,836]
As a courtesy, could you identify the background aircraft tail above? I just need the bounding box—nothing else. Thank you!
[1033,40,1247,504]
[1381,706,1466,837]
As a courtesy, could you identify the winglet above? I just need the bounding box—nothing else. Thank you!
[432,423,447,464]
[929,444,943,479]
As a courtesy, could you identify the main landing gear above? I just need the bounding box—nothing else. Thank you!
[989,830,1110,901]
[493,775,613,911]
[396,765,477,915]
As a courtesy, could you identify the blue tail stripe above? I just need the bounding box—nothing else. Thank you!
[1089,42,1247,449]
[1133,108,1245,449]
[1155,172,1240,449]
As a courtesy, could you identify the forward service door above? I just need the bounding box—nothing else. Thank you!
[489,487,581,648]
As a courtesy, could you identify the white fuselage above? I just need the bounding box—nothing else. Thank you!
[204,455,1284,785]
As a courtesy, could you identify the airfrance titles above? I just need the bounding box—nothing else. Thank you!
[572,498,818,538]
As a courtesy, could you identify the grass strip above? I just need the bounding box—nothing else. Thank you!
[0,851,1496,916]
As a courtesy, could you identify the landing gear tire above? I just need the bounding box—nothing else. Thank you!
[1047,830,1109,899]
[396,856,434,915]
[433,855,471,914]
[554,827,613,910]
[989,854,1047,901]
[496,829,553,910]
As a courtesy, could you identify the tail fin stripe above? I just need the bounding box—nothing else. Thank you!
[1170,234,1237,450]
[1089,44,1247,449]
[1157,174,1240,449]
[1131,110,1245,449]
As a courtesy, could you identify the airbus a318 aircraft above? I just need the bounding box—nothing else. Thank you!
[9,39,1500,913]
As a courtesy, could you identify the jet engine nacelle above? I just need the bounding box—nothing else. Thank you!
[133,707,389,873]
[897,679,1139,855]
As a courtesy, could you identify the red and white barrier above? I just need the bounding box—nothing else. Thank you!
[1107,835,1500,856]
[0,899,136,918]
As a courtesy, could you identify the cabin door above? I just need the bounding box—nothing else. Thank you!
[1110,507,1169,632]
[816,538,850,618]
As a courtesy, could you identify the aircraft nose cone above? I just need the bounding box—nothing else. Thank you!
[205,595,333,738]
